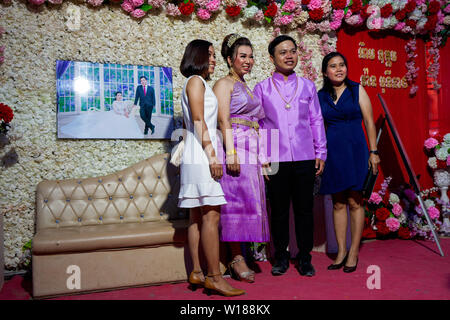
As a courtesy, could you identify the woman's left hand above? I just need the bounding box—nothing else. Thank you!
[369,153,380,174]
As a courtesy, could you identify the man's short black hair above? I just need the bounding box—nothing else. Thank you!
[139,76,147,81]
[268,35,297,57]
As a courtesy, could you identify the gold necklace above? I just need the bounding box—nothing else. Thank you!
[229,71,253,99]
[271,76,298,109]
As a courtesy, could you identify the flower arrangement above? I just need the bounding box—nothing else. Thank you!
[0,103,19,168]
[22,0,449,39]
[405,38,419,96]
[424,133,450,170]
[363,177,412,240]
[400,186,446,240]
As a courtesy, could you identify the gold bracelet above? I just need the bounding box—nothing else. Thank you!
[226,148,237,156]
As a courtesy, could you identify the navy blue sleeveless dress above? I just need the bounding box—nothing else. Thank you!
[318,80,369,195]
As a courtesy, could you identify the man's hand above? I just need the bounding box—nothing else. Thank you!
[315,158,325,176]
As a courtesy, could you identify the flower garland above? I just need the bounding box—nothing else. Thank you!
[426,34,442,90]
[424,133,450,169]
[404,38,419,96]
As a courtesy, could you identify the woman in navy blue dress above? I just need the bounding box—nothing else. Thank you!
[318,52,380,273]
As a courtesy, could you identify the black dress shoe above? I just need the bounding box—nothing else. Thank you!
[271,259,289,276]
[343,258,358,273]
[327,253,348,270]
[297,261,315,277]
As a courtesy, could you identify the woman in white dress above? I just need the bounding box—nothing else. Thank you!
[178,39,245,297]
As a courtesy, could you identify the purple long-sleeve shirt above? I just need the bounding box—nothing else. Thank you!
[254,72,327,163]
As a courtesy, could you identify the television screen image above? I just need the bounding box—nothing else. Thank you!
[56,60,174,139]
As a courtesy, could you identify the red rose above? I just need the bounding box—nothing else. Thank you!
[179,1,195,16]
[0,103,14,123]
[405,19,417,29]
[424,14,438,31]
[433,133,444,143]
[375,207,391,221]
[264,2,278,17]
[376,221,390,236]
[308,7,324,21]
[437,159,447,169]
[398,226,411,239]
[363,227,377,239]
[331,0,347,10]
[350,0,362,13]
[380,3,393,18]
[225,5,241,17]
[395,9,406,21]
[404,0,416,14]
[360,5,370,19]
[301,0,311,5]
[428,1,441,14]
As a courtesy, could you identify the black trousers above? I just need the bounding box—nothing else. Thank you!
[140,104,154,133]
[267,160,316,263]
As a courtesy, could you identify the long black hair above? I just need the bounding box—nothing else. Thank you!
[321,51,352,101]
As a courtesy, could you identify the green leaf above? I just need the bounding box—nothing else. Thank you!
[141,4,153,12]
[344,7,348,15]
[281,12,292,16]
[22,240,32,252]
[265,16,272,24]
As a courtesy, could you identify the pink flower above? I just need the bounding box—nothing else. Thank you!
[131,9,146,18]
[237,0,247,8]
[0,46,4,53]
[165,3,181,16]
[330,20,342,29]
[48,0,63,4]
[308,0,322,10]
[28,0,45,5]
[148,0,165,8]
[254,9,265,21]
[278,14,294,25]
[392,203,403,217]
[0,56,4,64]
[428,206,440,219]
[395,22,406,30]
[386,217,400,232]
[447,155,450,166]
[445,4,450,14]
[282,0,297,12]
[130,0,144,7]
[369,192,383,205]
[424,137,439,149]
[368,17,383,29]
[87,0,104,6]
[206,0,221,12]
[345,14,364,26]
[121,0,135,12]
[197,8,211,20]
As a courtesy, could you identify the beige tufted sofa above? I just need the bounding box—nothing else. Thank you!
[32,153,191,298]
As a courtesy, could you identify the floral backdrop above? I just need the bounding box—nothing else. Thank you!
[1,0,449,270]
[0,1,333,270]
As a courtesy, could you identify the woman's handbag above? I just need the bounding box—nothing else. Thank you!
[170,140,184,167]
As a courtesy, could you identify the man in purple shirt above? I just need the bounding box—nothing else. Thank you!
[254,35,327,277]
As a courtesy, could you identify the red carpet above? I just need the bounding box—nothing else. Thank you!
[1,238,449,300]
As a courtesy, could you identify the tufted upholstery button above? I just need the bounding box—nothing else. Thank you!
[66,198,70,202]
[149,194,153,198]
[55,219,59,224]
[120,216,124,220]
[118,178,122,182]
[44,199,48,203]
[109,196,113,200]
[98,179,102,183]
[140,214,144,218]
[99,216,103,221]
[88,196,92,201]
[78,218,82,222]
[137,176,141,180]
[78,181,82,184]
[158,176,161,179]
[130,195,133,199]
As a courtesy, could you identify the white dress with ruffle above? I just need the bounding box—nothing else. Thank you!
[178,75,227,208]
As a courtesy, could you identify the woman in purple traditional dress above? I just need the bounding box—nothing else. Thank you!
[213,34,270,283]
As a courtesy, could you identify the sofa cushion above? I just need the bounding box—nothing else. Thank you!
[32,219,188,254]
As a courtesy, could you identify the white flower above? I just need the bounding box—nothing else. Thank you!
[428,157,438,169]
[424,199,435,209]
[443,133,450,144]
[389,193,400,205]
[243,6,259,19]
[399,212,407,224]
[435,147,448,161]
[409,8,423,21]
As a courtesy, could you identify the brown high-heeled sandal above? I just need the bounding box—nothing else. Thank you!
[228,257,255,283]
[188,270,205,291]
[204,273,246,297]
